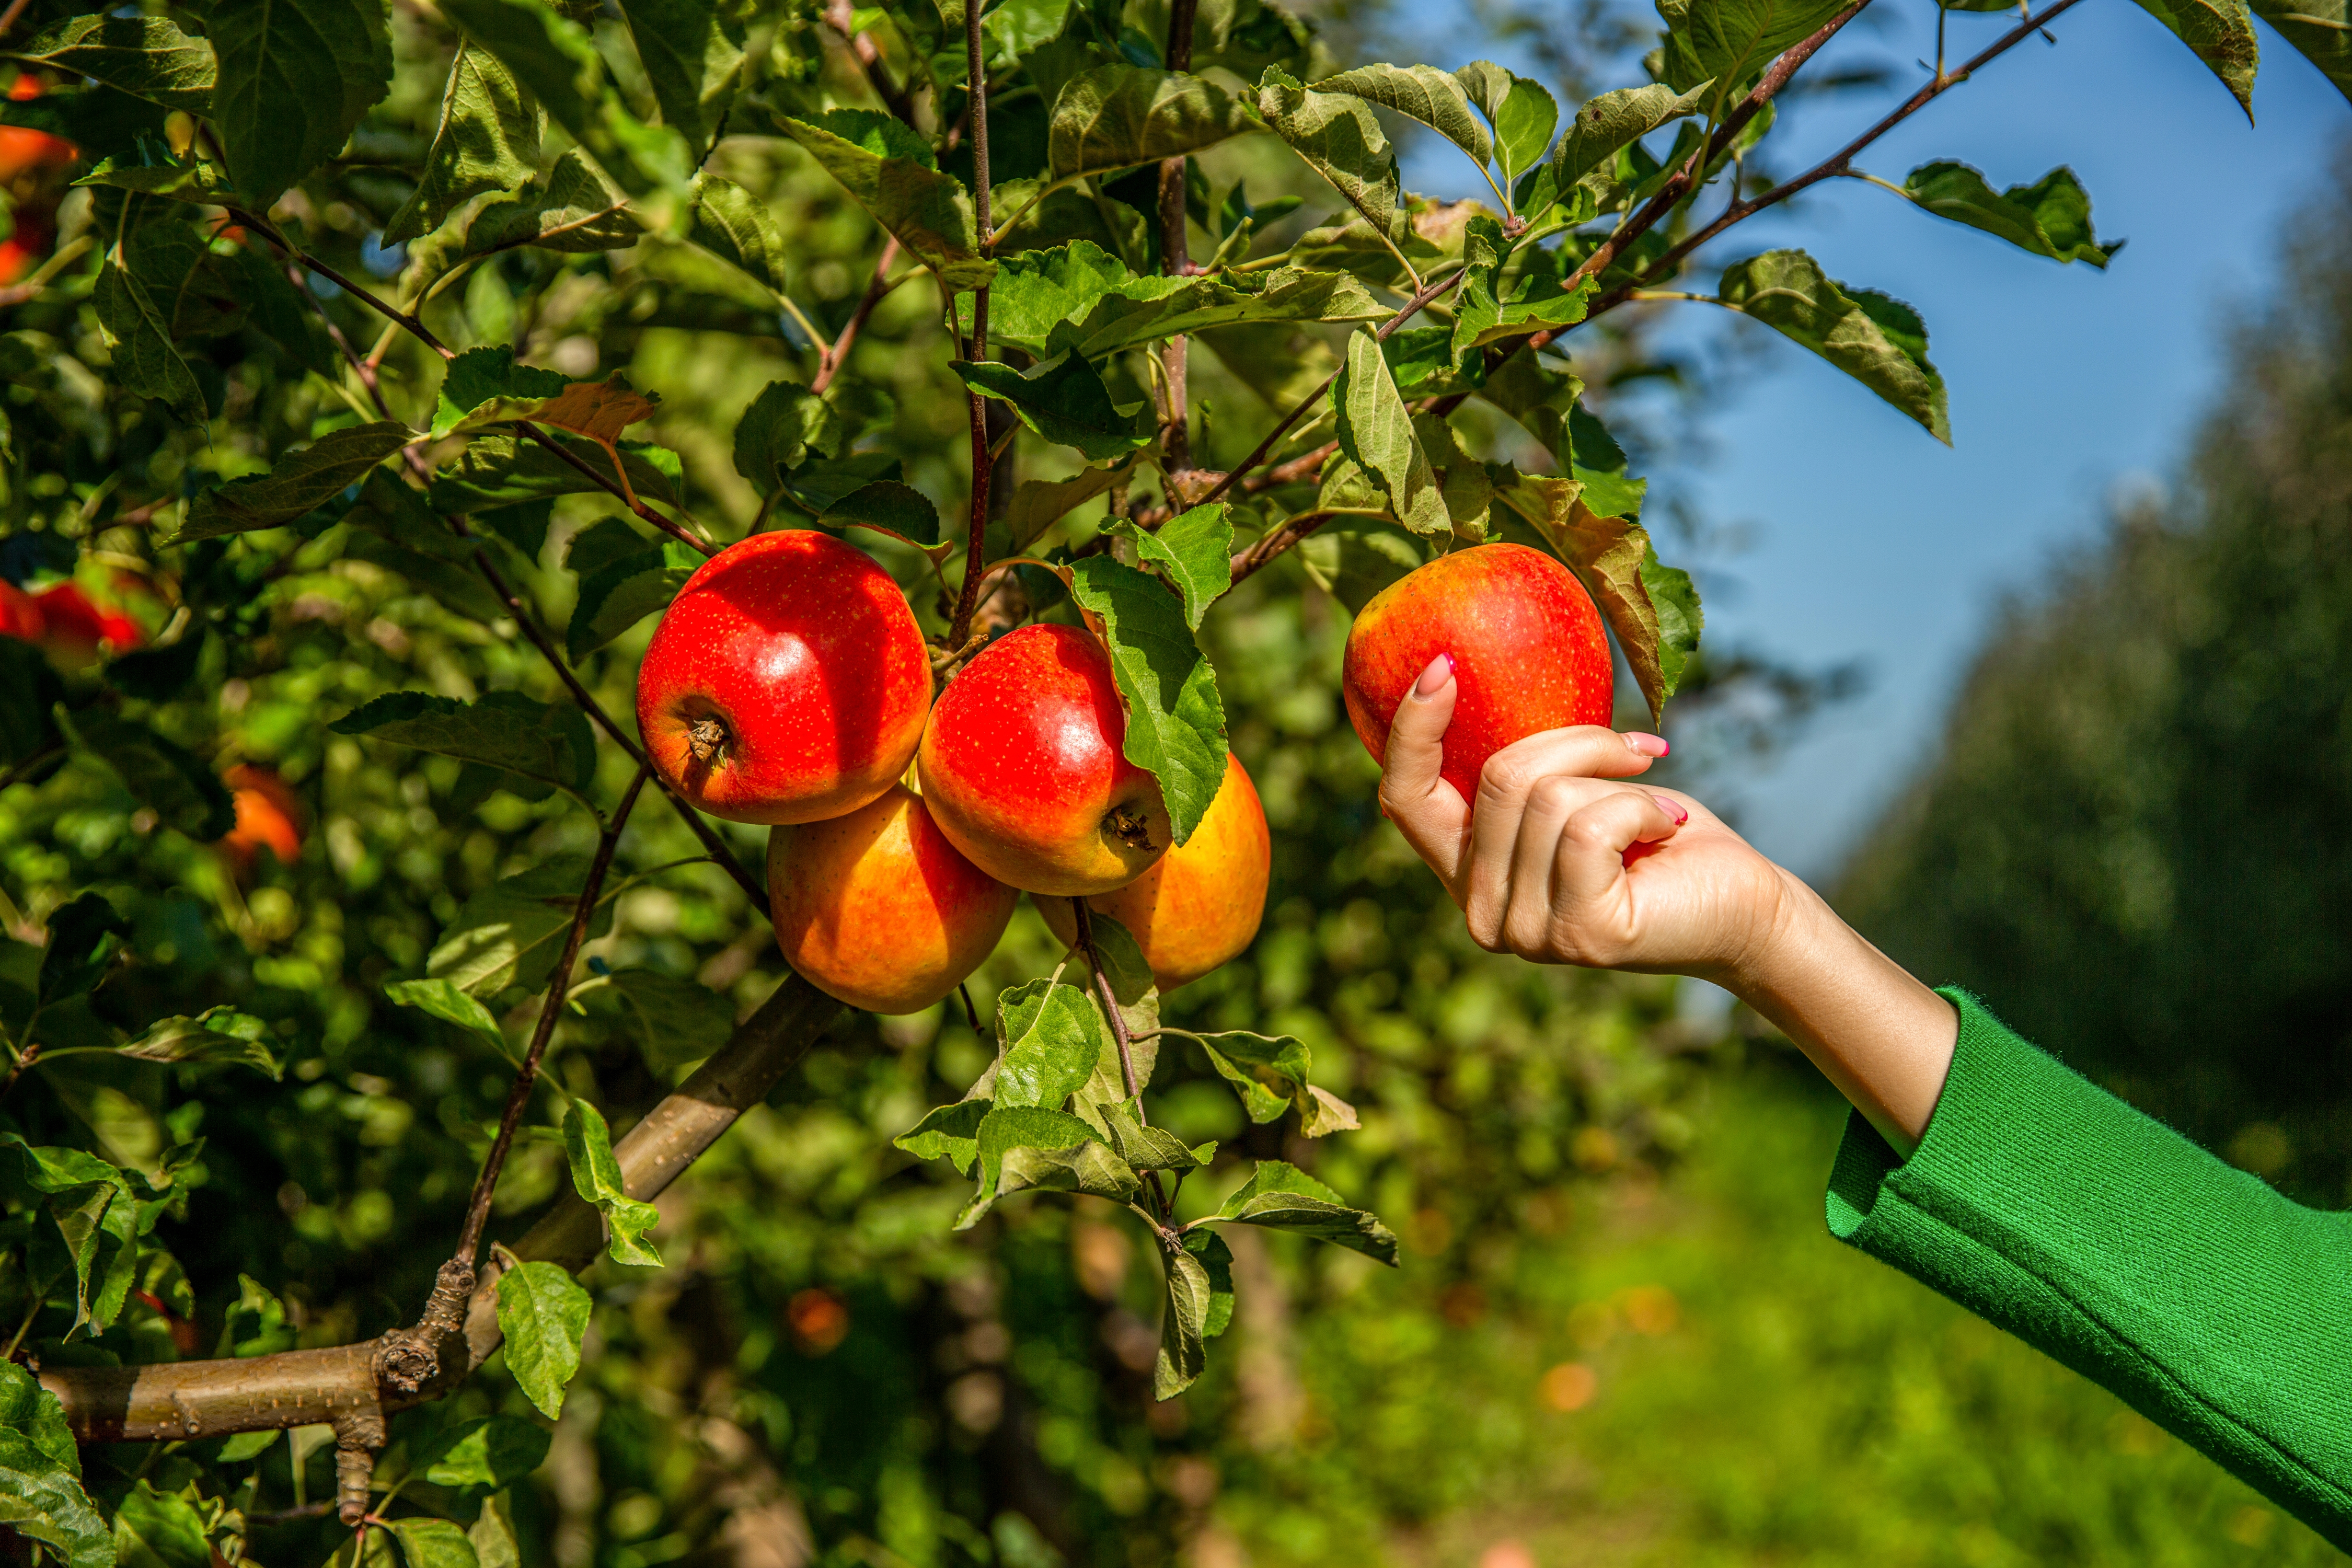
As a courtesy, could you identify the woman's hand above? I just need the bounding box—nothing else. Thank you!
[1376,654,1796,985]
[1376,653,1960,1151]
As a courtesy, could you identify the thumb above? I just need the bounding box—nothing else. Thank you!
[1378,654,1471,886]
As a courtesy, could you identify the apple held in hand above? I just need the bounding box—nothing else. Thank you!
[638,530,930,825]
[917,623,1171,897]
[1039,750,1270,991]
[767,785,1016,1014]
[1341,542,1614,800]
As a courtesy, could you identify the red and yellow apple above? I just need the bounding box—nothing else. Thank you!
[767,785,1016,1014]
[916,623,1171,897]
[220,765,305,875]
[637,529,930,825]
[1341,542,1614,800]
[1038,751,1270,991]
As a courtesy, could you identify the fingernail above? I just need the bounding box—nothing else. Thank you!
[1653,794,1688,825]
[1624,732,1669,758]
[1413,653,1455,697]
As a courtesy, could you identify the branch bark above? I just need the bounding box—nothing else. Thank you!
[39,975,843,1440]
[1156,0,1200,476]
[948,5,995,650]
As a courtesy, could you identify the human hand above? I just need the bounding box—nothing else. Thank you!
[1375,653,1795,985]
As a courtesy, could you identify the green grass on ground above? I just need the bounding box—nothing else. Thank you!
[1262,1068,2341,1567]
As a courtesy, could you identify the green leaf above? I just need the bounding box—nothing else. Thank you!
[1333,328,1449,536]
[0,640,65,771]
[617,0,746,155]
[91,262,208,424]
[1193,1028,1310,1123]
[1898,161,2119,267]
[1653,0,1852,94]
[1208,1160,1399,1262]
[384,42,545,245]
[819,480,943,548]
[460,149,642,256]
[417,1416,551,1492]
[562,1098,662,1266]
[1100,1099,1213,1170]
[0,1136,138,1339]
[73,155,235,204]
[732,378,847,497]
[119,1007,282,1078]
[687,174,789,296]
[495,1259,591,1418]
[1155,1242,1210,1398]
[1450,215,1595,359]
[1552,80,1711,189]
[0,1359,78,1478]
[1717,249,1949,443]
[388,1518,481,1568]
[386,976,512,1054]
[36,893,128,1006]
[470,1491,522,1568]
[565,542,701,660]
[956,353,1154,461]
[2127,0,2259,117]
[993,977,1110,1109]
[1001,454,1143,550]
[984,241,1382,359]
[430,432,679,511]
[1257,66,1405,246]
[1455,62,1556,185]
[175,422,412,541]
[894,1098,991,1174]
[774,111,992,290]
[1182,1229,1235,1338]
[331,690,598,798]
[112,1478,211,1568]
[221,1273,295,1356]
[1317,63,1491,171]
[1493,468,1698,722]
[0,1424,111,1568]
[955,1104,1108,1226]
[1045,64,1258,180]
[64,709,239,840]
[432,349,654,444]
[1103,504,1231,629]
[1295,526,1423,614]
[441,0,603,144]
[211,0,395,206]
[1065,557,1229,845]
[426,856,609,997]
[599,969,737,1071]
[995,1136,1141,1205]
[2250,0,2352,102]
[4,15,216,114]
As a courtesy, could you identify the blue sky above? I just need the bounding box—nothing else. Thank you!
[1385,0,2350,881]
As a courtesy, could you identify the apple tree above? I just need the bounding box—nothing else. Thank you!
[0,0,2342,1559]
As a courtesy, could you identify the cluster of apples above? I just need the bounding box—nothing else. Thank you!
[632,528,1619,1017]
[632,531,1272,1014]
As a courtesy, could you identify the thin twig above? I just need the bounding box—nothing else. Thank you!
[1156,0,1201,474]
[947,2,995,650]
[514,425,717,558]
[823,0,917,125]
[1068,900,1173,1226]
[451,763,651,1267]
[0,0,36,42]
[1586,0,2091,316]
[812,236,904,394]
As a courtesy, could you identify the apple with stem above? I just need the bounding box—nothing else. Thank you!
[1038,750,1270,991]
[1341,543,1616,800]
[767,785,1016,1014]
[917,623,1171,896]
[638,530,930,825]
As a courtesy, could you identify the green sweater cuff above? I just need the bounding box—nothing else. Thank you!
[1826,989,2352,1551]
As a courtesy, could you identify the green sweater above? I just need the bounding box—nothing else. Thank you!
[1826,990,2352,1551]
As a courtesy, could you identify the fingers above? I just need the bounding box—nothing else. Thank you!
[1466,778,1690,960]
[1552,790,1689,910]
[1462,727,1662,931]
[1377,654,1472,886]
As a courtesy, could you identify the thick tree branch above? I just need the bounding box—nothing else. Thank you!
[40,975,843,1441]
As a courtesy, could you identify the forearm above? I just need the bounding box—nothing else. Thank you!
[1722,871,1957,1155]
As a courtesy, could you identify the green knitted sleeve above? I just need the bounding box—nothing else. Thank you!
[1825,989,2352,1550]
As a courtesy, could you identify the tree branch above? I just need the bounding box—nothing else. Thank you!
[40,975,843,1439]
[514,426,717,558]
[812,236,903,394]
[948,3,995,650]
[1156,0,1201,475]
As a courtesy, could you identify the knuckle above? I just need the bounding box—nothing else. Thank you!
[1477,751,1534,804]
[1528,776,1579,816]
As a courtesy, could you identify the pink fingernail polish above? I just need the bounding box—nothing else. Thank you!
[1653,794,1688,825]
[1413,653,1454,697]
[1624,732,1669,758]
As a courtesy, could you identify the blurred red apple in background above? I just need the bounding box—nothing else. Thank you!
[767,784,1015,1014]
[1039,750,1270,991]
[917,623,1170,897]
[220,765,305,876]
[637,530,930,825]
[1341,543,1614,802]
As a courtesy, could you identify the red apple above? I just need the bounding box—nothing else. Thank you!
[916,623,1171,897]
[1341,542,1614,801]
[34,583,143,655]
[1037,750,1270,991]
[767,784,1016,1014]
[637,529,930,825]
[220,765,305,875]
[0,582,43,641]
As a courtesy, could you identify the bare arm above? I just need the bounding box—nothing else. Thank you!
[1377,655,1956,1153]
